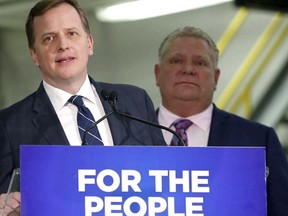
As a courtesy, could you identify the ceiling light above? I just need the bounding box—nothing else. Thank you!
[96,0,233,22]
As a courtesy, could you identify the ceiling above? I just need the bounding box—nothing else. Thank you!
[0,0,129,28]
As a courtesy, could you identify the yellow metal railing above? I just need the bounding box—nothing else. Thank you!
[229,21,288,117]
[216,12,285,117]
[217,7,248,56]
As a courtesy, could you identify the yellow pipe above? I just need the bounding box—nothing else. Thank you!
[243,90,252,117]
[229,21,288,115]
[217,7,248,56]
[217,12,283,109]
[246,22,288,91]
[230,87,251,114]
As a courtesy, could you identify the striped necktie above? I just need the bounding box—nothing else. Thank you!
[170,119,192,146]
[68,95,103,145]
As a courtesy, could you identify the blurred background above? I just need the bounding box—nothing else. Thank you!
[0,0,287,154]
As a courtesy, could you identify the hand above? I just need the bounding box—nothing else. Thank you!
[0,192,20,216]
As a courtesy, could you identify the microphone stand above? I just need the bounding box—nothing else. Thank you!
[108,92,185,146]
[82,111,114,145]
[82,89,185,146]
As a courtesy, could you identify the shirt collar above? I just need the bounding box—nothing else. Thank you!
[43,75,96,112]
[158,103,213,131]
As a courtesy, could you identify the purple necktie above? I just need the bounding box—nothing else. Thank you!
[170,119,192,146]
[69,95,103,145]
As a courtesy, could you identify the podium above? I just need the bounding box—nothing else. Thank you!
[20,146,266,216]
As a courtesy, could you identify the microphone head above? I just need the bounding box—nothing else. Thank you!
[109,91,118,101]
[101,90,110,101]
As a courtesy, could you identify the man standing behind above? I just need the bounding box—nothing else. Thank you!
[154,26,288,215]
[0,0,165,214]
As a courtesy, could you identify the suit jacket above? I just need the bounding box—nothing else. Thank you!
[208,105,288,216]
[156,104,288,215]
[0,78,166,193]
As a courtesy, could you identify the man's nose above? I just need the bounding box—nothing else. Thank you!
[57,35,69,51]
[183,63,195,75]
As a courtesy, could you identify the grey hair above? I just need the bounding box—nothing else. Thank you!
[158,26,219,67]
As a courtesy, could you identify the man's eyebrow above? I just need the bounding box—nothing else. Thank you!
[40,31,56,39]
[40,27,81,38]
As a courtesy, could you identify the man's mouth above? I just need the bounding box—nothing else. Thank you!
[177,81,196,85]
[56,57,75,63]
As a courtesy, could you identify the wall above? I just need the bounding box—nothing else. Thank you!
[0,2,287,120]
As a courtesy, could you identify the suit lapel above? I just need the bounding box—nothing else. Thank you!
[31,83,69,145]
[208,105,232,146]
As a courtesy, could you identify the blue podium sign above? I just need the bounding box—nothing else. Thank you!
[20,146,266,216]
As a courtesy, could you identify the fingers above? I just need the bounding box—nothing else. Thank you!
[7,193,20,204]
[7,208,20,216]
[0,192,21,216]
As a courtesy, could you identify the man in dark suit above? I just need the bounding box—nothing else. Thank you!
[0,0,165,214]
[154,26,288,215]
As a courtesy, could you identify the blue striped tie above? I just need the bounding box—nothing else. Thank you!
[170,119,192,146]
[69,95,103,145]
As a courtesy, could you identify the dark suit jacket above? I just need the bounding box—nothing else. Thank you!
[156,104,288,215]
[208,105,288,216]
[0,78,166,193]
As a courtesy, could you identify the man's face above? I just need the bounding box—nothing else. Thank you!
[155,37,220,109]
[29,3,93,88]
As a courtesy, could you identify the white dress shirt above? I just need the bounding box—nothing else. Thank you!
[158,104,213,146]
[43,75,113,146]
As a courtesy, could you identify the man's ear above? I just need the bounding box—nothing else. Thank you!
[29,48,40,67]
[154,64,160,86]
[214,68,221,90]
[87,34,94,56]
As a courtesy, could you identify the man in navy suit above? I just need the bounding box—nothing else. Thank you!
[154,26,288,215]
[0,0,165,214]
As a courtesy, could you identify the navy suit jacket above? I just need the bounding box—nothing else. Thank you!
[0,78,166,193]
[156,104,288,215]
[207,105,288,215]
[208,105,288,216]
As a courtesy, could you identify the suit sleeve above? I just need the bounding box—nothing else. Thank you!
[0,121,15,194]
[266,128,288,215]
[143,90,167,146]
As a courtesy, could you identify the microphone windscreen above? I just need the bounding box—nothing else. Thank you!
[109,91,118,101]
[101,90,110,101]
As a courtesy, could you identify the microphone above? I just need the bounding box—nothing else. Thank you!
[81,90,115,145]
[106,90,185,146]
